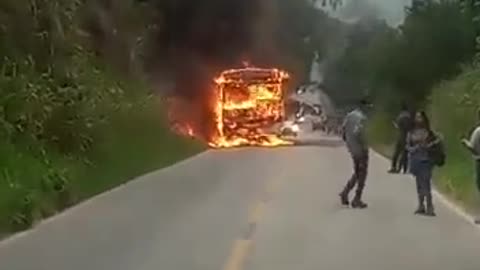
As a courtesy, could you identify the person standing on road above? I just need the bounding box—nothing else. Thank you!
[461,109,480,224]
[407,111,441,217]
[339,99,371,209]
[389,103,413,174]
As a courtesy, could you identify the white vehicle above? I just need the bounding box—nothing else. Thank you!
[295,105,326,130]
[279,117,301,137]
[278,107,326,137]
[280,80,338,136]
[289,82,335,118]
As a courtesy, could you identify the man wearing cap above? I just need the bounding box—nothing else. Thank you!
[339,99,371,209]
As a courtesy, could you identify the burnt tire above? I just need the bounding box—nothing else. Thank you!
[280,128,296,137]
[312,122,322,131]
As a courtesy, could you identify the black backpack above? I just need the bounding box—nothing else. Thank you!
[428,133,446,167]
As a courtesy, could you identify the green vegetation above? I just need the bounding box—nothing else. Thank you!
[428,67,480,209]
[0,1,202,233]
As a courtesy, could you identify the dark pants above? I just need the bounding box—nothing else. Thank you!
[414,162,432,197]
[475,160,480,192]
[391,136,408,172]
[411,160,434,209]
[475,161,480,223]
[341,153,369,200]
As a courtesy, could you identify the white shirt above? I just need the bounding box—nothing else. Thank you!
[468,126,480,160]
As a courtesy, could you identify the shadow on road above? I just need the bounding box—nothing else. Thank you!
[292,138,344,148]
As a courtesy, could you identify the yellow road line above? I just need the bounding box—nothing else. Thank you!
[223,174,283,270]
[265,178,278,195]
[248,201,266,224]
[223,239,253,270]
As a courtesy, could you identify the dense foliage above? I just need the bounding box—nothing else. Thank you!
[0,0,201,233]
[325,0,476,110]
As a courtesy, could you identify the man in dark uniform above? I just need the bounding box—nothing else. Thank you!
[389,103,413,174]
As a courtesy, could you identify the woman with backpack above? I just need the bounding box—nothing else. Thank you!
[406,111,444,217]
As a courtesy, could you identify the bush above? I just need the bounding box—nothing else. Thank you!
[0,94,203,233]
[70,97,203,199]
[428,66,480,208]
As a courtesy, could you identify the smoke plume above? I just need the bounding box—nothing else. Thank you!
[145,0,268,96]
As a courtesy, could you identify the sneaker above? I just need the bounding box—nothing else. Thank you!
[339,193,349,206]
[388,168,399,174]
[351,200,368,209]
[425,197,436,217]
[424,208,436,217]
[414,207,426,215]
[474,218,480,225]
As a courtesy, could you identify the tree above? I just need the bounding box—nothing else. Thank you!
[394,0,475,102]
[459,0,480,63]
[324,0,476,109]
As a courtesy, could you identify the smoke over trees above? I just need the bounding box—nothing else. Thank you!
[79,0,352,99]
[138,0,335,98]
[143,0,265,99]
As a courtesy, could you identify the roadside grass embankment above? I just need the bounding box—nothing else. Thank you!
[0,61,204,235]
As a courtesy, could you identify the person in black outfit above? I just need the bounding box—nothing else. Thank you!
[389,103,413,174]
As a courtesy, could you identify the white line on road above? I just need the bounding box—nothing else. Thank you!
[370,151,480,231]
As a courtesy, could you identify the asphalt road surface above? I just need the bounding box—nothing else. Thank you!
[0,135,480,270]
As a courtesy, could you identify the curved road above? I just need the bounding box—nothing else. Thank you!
[0,135,479,270]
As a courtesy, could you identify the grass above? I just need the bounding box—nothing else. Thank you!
[70,103,203,199]
[0,98,204,234]
[428,66,480,211]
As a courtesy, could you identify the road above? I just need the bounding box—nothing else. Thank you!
[0,134,480,270]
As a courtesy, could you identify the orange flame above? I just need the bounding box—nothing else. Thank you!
[209,66,292,148]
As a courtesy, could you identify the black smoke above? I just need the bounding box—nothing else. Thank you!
[138,0,275,139]
[144,0,264,99]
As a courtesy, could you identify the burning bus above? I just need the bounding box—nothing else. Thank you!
[209,66,292,148]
